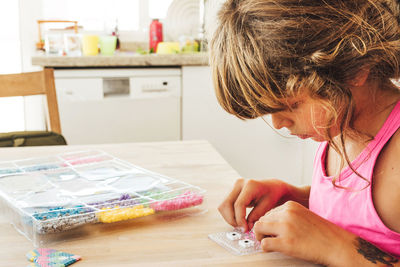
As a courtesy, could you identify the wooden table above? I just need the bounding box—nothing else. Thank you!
[0,140,316,266]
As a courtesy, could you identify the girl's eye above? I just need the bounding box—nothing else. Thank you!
[289,101,301,110]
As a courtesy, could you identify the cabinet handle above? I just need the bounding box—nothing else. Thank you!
[141,88,169,93]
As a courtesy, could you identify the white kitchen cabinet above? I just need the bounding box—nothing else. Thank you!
[182,66,318,185]
[54,68,181,145]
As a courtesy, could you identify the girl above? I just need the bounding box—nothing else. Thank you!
[210,0,400,266]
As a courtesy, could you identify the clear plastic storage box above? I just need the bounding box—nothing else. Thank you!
[0,150,206,246]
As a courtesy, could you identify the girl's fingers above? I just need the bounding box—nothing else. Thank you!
[260,236,283,253]
[246,195,276,230]
[233,181,261,231]
[218,202,237,227]
[218,179,245,227]
[253,220,280,241]
[233,191,249,231]
[226,179,245,202]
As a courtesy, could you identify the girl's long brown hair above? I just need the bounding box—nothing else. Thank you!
[210,0,400,186]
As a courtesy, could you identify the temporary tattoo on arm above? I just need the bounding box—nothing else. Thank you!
[354,237,398,266]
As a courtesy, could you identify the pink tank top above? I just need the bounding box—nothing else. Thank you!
[309,100,400,257]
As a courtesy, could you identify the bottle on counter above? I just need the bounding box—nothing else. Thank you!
[149,19,163,53]
[112,19,120,50]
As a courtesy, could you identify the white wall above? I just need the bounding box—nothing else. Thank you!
[204,0,224,41]
[19,0,47,131]
[19,0,42,73]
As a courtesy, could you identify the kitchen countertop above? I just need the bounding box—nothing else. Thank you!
[0,140,316,267]
[32,52,209,68]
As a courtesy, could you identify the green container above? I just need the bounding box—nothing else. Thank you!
[99,36,117,56]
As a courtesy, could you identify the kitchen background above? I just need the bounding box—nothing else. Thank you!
[0,0,318,186]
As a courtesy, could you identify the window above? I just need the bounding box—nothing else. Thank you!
[0,1,21,73]
[0,1,24,132]
[41,0,173,32]
[149,0,174,19]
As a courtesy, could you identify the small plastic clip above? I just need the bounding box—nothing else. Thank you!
[238,239,254,248]
[226,231,241,240]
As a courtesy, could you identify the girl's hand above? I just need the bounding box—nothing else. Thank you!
[218,179,289,232]
[253,201,359,266]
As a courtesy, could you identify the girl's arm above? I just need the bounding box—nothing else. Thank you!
[253,201,400,266]
[281,183,311,208]
[349,236,400,266]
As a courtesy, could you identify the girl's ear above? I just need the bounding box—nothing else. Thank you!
[348,68,370,87]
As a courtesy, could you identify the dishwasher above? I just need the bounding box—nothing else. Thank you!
[54,68,181,145]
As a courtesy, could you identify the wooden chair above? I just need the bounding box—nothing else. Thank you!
[0,68,62,134]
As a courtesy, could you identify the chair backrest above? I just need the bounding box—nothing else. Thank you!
[0,68,62,134]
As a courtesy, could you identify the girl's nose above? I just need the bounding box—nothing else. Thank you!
[270,113,293,130]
